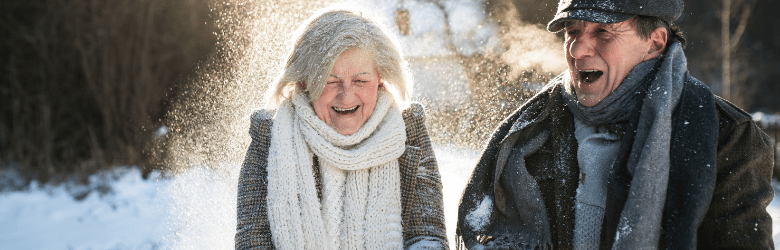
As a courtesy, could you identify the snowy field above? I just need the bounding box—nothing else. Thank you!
[1,145,779,249]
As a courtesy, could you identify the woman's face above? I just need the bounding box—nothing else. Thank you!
[312,48,381,135]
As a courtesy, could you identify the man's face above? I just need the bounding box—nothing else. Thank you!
[564,19,654,106]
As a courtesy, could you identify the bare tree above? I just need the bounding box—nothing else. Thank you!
[721,0,754,106]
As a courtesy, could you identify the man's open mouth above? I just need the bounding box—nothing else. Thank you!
[333,106,359,115]
[579,70,603,83]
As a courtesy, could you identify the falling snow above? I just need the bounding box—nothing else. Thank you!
[2,0,779,249]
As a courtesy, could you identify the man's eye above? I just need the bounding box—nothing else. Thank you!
[596,28,608,33]
[566,30,579,36]
[327,81,339,85]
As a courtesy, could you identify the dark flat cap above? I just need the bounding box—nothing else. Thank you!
[547,0,684,32]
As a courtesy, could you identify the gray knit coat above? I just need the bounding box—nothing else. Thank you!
[235,102,449,250]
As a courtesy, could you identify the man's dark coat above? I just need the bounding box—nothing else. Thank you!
[457,75,775,249]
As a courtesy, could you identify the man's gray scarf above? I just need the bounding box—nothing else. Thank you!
[561,42,687,249]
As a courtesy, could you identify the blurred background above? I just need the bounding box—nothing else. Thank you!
[1,0,779,193]
[1,0,219,184]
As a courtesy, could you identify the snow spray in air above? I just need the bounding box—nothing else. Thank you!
[155,0,567,248]
[158,1,335,249]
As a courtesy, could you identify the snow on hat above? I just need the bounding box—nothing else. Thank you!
[547,0,684,32]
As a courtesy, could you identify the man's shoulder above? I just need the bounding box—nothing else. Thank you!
[681,75,754,128]
[481,80,564,145]
[507,81,560,121]
[714,97,754,125]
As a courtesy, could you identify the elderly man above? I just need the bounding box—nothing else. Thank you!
[456,0,774,249]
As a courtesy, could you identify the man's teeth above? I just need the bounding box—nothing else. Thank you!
[579,70,603,83]
[333,106,358,112]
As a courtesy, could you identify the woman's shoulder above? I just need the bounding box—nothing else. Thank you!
[249,108,277,139]
[401,102,430,146]
[251,108,277,123]
[402,102,426,123]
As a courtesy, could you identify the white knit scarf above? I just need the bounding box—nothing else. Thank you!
[266,91,406,250]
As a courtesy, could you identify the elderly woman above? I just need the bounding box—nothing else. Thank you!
[234,7,448,250]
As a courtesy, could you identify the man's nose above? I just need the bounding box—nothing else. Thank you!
[569,35,595,59]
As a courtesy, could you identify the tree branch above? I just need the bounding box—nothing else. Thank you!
[730,2,753,52]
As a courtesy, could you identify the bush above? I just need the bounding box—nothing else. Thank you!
[0,0,217,183]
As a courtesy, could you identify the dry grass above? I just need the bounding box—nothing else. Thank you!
[0,0,217,183]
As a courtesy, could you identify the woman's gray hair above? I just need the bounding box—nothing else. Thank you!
[266,6,413,108]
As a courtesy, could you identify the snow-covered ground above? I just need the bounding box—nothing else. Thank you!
[1,145,779,249]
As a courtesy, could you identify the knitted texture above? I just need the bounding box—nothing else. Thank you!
[573,203,605,250]
[572,118,620,250]
[266,91,405,250]
[608,43,687,249]
[235,101,449,250]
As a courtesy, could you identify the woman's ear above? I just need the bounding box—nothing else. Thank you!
[296,81,306,90]
[647,26,668,60]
